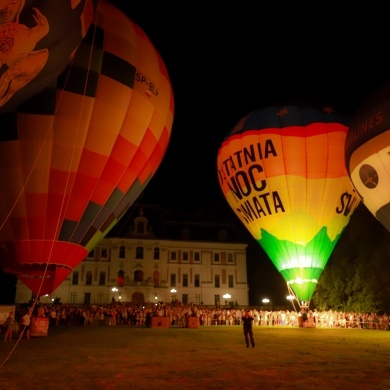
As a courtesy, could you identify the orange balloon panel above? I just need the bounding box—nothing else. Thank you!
[0,0,174,296]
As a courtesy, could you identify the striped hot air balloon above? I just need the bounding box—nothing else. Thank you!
[217,104,359,308]
[0,0,174,296]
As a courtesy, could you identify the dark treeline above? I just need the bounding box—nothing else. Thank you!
[313,204,390,314]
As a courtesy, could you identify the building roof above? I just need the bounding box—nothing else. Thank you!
[106,203,249,244]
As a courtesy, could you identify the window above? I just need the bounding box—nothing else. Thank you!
[118,270,124,287]
[219,229,227,240]
[99,272,106,286]
[136,221,145,234]
[170,251,177,261]
[194,274,200,288]
[227,253,234,263]
[170,273,176,287]
[183,251,189,261]
[84,292,91,306]
[119,245,126,259]
[183,274,188,287]
[194,252,200,262]
[87,249,94,258]
[214,253,220,262]
[153,247,160,260]
[153,270,159,287]
[215,274,220,288]
[182,228,190,239]
[86,271,92,286]
[136,246,144,259]
[228,275,234,288]
[97,292,105,304]
[134,270,144,282]
[182,294,188,305]
[72,271,79,285]
[101,248,108,258]
[214,294,220,306]
[70,292,77,304]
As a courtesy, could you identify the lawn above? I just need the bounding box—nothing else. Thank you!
[1,325,390,390]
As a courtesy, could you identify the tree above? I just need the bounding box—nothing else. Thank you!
[312,204,390,313]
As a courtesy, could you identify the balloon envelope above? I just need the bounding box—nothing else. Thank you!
[345,83,390,232]
[0,0,96,113]
[0,0,174,296]
[217,105,359,303]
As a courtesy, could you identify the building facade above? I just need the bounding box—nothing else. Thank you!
[14,205,249,307]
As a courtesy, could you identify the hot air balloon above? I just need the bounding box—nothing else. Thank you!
[345,82,390,233]
[217,104,359,308]
[0,0,174,296]
[0,0,96,113]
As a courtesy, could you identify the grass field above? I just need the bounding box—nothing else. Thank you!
[1,325,390,390]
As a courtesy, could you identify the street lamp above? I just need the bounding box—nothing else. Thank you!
[223,293,231,306]
[170,288,177,302]
[111,287,118,302]
[262,298,270,309]
[287,294,296,311]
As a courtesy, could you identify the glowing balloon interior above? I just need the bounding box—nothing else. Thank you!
[345,83,390,233]
[0,0,174,296]
[217,105,359,306]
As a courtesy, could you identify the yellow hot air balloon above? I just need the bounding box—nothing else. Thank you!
[0,0,174,296]
[217,104,359,308]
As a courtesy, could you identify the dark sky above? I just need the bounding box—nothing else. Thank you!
[1,2,389,305]
[114,3,389,210]
[112,3,390,305]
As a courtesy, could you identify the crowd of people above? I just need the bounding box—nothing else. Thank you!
[10,301,390,332]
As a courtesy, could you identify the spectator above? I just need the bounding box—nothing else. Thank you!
[4,311,16,341]
[242,310,255,348]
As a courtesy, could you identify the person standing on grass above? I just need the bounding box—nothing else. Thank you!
[20,308,32,339]
[242,309,255,348]
[4,311,15,341]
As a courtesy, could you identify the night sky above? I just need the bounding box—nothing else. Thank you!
[115,2,389,210]
[1,1,389,305]
[113,3,390,305]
